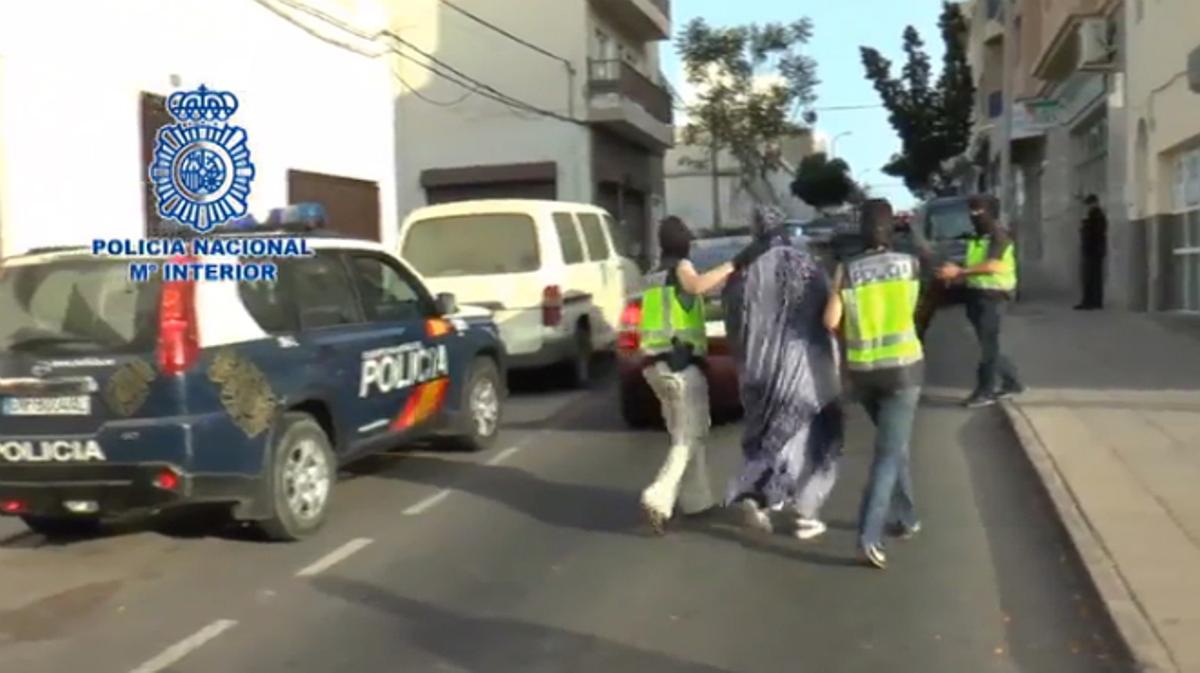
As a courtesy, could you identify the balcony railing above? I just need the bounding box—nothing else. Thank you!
[588,59,673,125]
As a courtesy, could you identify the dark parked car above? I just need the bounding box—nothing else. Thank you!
[616,236,751,428]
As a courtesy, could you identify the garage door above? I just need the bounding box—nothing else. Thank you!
[425,180,555,205]
[287,169,380,241]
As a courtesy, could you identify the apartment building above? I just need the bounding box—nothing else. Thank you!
[664,130,819,230]
[392,0,673,261]
[0,0,402,254]
[968,0,1200,312]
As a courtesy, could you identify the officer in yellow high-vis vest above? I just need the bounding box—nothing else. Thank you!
[937,195,1025,408]
[638,216,767,535]
[824,198,923,570]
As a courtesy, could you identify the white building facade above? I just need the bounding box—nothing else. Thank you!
[392,0,674,264]
[0,0,401,255]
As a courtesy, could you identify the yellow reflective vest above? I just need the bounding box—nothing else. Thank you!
[841,251,923,372]
[965,236,1017,292]
[638,268,707,357]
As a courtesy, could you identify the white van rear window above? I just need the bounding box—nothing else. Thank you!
[403,214,540,277]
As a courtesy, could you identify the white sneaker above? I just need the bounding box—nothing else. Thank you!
[793,518,827,540]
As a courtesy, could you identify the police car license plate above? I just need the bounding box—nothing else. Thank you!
[3,396,91,416]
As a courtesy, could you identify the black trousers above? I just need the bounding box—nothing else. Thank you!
[965,293,1021,395]
[1080,255,1105,308]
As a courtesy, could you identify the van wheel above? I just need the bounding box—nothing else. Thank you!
[446,357,503,452]
[257,413,335,542]
[565,324,592,388]
[21,515,101,538]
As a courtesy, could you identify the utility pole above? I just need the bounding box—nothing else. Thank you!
[710,138,722,230]
[999,0,1017,227]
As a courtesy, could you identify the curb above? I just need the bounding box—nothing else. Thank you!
[999,400,1180,673]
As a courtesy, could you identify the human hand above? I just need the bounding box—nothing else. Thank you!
[937,263,963,281]
[732,238,771,271]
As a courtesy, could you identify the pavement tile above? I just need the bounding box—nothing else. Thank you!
[999,303,1200,673]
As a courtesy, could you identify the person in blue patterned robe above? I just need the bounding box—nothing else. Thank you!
[722,206,845,540]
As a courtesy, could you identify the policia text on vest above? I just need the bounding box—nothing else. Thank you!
[840,252,924,373]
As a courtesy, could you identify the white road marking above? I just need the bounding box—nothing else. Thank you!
[402,445,522,516]
[128,619,237,673]
[403,489,452,516]
[295,537,374,577]
[486,446,521,465]
[357,419,389,433]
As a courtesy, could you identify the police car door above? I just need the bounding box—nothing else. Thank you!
[344,251,448,444]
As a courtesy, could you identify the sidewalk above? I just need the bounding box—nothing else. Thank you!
[997,303,1200,673]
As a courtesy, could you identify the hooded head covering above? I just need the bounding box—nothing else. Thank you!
[751,205,787,239]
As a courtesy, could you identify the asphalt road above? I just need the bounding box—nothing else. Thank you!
[0,317,1136,673]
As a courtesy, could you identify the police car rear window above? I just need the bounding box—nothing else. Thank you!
[402,214,540,277]
[0,257,160,355]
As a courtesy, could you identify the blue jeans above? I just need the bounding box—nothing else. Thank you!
[857,385,921,549]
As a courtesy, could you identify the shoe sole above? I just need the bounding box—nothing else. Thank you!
[641,502,668,536]
[794,523,827,541]
[861,549,887,570]
[965,399,997,408]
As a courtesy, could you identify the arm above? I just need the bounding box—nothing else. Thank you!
[823,264,845,332]
[675,259,733,296]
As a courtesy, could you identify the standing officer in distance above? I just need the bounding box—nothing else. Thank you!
[937,194,1025,407]
[824,198,923,570]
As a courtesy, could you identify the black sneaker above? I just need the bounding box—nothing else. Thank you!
[963,392,997,408]
[996,382,1026,399]
[887,521,922,540]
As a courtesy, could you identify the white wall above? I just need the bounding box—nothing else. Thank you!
[0,0,399,254]
[393,0,592,213]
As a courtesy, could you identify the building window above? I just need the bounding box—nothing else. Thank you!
[987,90,1003,118]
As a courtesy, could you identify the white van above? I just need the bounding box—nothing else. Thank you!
[398,200,643,386]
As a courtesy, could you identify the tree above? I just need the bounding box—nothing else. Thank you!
[790,152,857,211]
[860,1,974,198]
[676,18,819,225]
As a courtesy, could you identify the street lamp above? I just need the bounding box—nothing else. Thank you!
[830,131,853,158]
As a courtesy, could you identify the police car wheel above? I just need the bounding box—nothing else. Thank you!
[20,515,101,538]
[448,357,503,452]
[258,413,335,541]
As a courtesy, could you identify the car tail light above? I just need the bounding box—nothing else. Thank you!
[617,300,642,352]
[1,499,26,514]
[542,285,563,327]
[153,468,180,491]
[157,255,199,375]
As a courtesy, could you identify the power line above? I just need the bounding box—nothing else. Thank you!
[438,0,574,73]
[253,0,585,126]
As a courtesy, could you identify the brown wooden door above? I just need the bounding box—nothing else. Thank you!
[287,169,381,241]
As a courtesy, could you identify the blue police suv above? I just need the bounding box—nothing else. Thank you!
[0,210,506,540]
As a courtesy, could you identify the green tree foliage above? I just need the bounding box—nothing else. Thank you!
[790,152,858,211]
[860,1,974,198]
[676,17,819,206]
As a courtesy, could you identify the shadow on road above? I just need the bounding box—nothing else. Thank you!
[311,576,737,673]
[955,408,1135,673]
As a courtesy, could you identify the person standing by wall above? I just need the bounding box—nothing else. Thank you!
[937,195,1025,407]
[824,198,923,570]
[1076,194,1108,310]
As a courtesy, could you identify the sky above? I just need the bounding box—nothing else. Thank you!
[660,0,950,210]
